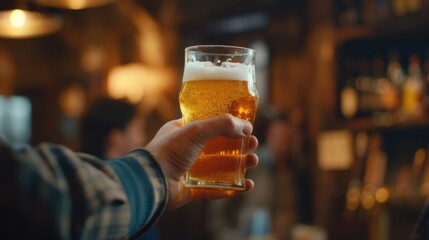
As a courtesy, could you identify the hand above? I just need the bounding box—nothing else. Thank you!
[145,114,258,210]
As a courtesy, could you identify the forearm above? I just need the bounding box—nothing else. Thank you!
[0,139,167,239]
[105,149,167,239]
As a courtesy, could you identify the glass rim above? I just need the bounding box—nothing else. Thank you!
[185,45,255,55]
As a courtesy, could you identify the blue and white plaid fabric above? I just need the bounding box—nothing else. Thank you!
[0,138,167,239]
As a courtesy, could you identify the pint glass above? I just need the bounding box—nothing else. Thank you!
[179,45,258,190]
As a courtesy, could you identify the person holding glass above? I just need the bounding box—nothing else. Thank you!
[0,45,259,239]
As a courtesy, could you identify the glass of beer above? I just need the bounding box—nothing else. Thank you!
[179,45,258,190]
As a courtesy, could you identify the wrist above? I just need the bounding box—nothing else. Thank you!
[106,150,168,237]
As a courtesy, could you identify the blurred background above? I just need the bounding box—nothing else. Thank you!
[2,0,429,239]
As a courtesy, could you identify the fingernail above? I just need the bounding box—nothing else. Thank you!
[242,121,252,135]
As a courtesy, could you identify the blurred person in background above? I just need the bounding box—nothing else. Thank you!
[0,114,259,239]
[80,97,147,160]
[207,109,312,240]
[266,112,312,240]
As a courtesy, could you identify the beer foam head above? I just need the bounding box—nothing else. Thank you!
[183,61,254,82]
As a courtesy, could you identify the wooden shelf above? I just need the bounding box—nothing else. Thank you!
[335,14,429,44]
[331,15,429,133]
[335,25,376,43]
[324,115,429,132]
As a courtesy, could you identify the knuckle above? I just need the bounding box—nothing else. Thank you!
[222,114,236,128]
[188,122,204,135]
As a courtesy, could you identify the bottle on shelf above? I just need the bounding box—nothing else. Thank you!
[341,79,359,119]
[394,147,426,201]
[411,148,426,195]
[356,56,392,116]
[361,0,377,24]
[355,58,377,115]
[361,0,391,24]
[337,0,361,27]
[420,145,429,196]
[401,54,425,118]
[340,58,359,118]
[345,131,369,214]
[393,0,423,16]
[372,55,392,111]
[361,133,387,210]
[423,48,429,113]
[407,0,423,15]
[341,56,393,119]
[393,0,408,17]
[375,0,391,21]
[384,50,403,114]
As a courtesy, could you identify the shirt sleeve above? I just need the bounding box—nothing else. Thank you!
[0,139,167,240]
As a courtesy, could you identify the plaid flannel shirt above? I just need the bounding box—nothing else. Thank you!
[0,138,167,240]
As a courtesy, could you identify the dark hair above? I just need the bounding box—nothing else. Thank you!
[79,97,137,157]
[253,107,291,145]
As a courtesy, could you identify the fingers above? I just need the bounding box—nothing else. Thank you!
[187,153,258,202]
[242,179,255,193]
[158,114,259,211]
[158,119,183,132]
[246,153,258,169]
[189,179,255,200]
[168,152,258,208]
[166,153,258,210]
[187,114,253,141]
[242,136,258,153]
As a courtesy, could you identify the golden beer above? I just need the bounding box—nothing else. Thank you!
[180,45,258,190]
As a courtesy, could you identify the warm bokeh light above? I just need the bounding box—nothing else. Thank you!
[107,64,172,104]
[108,70,144,103]
[34,0,114,10]
[320,39,334,61]
[0,9,62,38]
[10,10,26,28]
[361,191,375,209]
[421,183,429,196]
[346,187,361,211]
[346,187,360,199]
[68,0,87,9]
[59,85,86,118]
[81,46,105,72]
[317,130,353,170]
[375,187,389,203]
[346,196,360,211]
[340,87,358,118]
